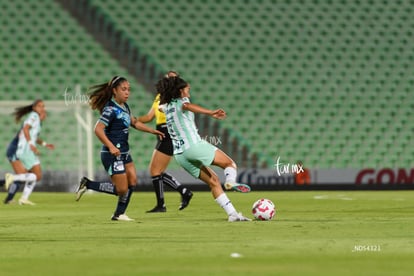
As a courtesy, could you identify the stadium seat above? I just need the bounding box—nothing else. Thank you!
[0,0,163,171]
[2,0,412,169]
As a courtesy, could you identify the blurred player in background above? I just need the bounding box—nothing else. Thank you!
[75,76,163,221]
[295,160,311,185]
[157,76,251,222]
[4,99,55,205]
[138,71,193,213]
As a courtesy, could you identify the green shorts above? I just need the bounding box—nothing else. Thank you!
[17,149,40,170]
[174,141,217,178]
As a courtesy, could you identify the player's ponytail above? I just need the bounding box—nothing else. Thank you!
[13,99,43,123]
[88,76,127,113]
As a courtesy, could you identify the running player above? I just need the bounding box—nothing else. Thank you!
[75,76,164,221]
[157,76,251,222]
[4,99,55,205]
[138,71,193,213]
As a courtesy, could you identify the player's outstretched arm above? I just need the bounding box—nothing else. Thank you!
[182,103,226,120]
[36,138,55,150]
[137,107,155,123]
[131,116,165,139]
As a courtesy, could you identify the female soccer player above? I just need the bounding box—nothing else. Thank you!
[138,71,193,213]
[157,76,251,222]
[75,76,164,221]
[4,99,55,205]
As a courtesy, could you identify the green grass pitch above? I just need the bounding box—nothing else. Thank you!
[1,190,413,275]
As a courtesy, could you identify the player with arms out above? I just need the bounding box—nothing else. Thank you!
[4,99,55,205]
[138,71,193,213]
[75,76,164,221]
[158,76,251,222]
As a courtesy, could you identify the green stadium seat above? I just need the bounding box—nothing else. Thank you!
[3,0,412,169]
[0,0,159,171]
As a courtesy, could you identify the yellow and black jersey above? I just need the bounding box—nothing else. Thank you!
[152,94,167,125]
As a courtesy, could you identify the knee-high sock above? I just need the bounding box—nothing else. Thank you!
[4,181,23,203]
[162,173,188,195]
[152,175,165,207]
[114,187,133,216]
[215,193,237,216]
[21,180,37,200]
[13,173,37,182]
[85,179,117,195]
[224,167,237,183]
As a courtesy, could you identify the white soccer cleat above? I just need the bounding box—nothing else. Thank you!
[18,198,36,206]
[5,173,14,191]
[228,212,251,222]
[111,214,134,221]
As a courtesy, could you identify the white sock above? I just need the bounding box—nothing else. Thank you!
[13,173,37,182]
[21,181,37,200]
[215,193,237,216]
[224,167,237,183]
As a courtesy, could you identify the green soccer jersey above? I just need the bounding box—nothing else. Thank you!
[161,97,201,154]
[16,111,41,155]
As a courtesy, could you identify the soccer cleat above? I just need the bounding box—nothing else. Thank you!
[146,206,167,213]
[75,177,88,201]
[111,214,134,221]
[224,182,251,193]
[4,199,15,205]
[228,212,251,222]
[179,191,193,211]
[18,198,36,205]
[5,173,14,191]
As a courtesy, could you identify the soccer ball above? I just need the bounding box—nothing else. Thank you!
[252,198,276,221]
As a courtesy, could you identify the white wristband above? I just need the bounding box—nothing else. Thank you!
[42,141,47,147]
[29,140,35,146]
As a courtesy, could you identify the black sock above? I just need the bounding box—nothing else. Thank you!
[4,181,22,203]
[162,173,189,195]
[162,173,180,191]
[114,187,133,216]
[151,175,165,207]
[86,179,117,195]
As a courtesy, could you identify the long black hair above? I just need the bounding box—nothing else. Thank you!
[13,99,43,123]
[158,76,188,105]
[88,76,127,113]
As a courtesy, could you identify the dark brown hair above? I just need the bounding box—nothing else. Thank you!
[13,99,43,123]
[158,77,188,105]
[88,76,127,113]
